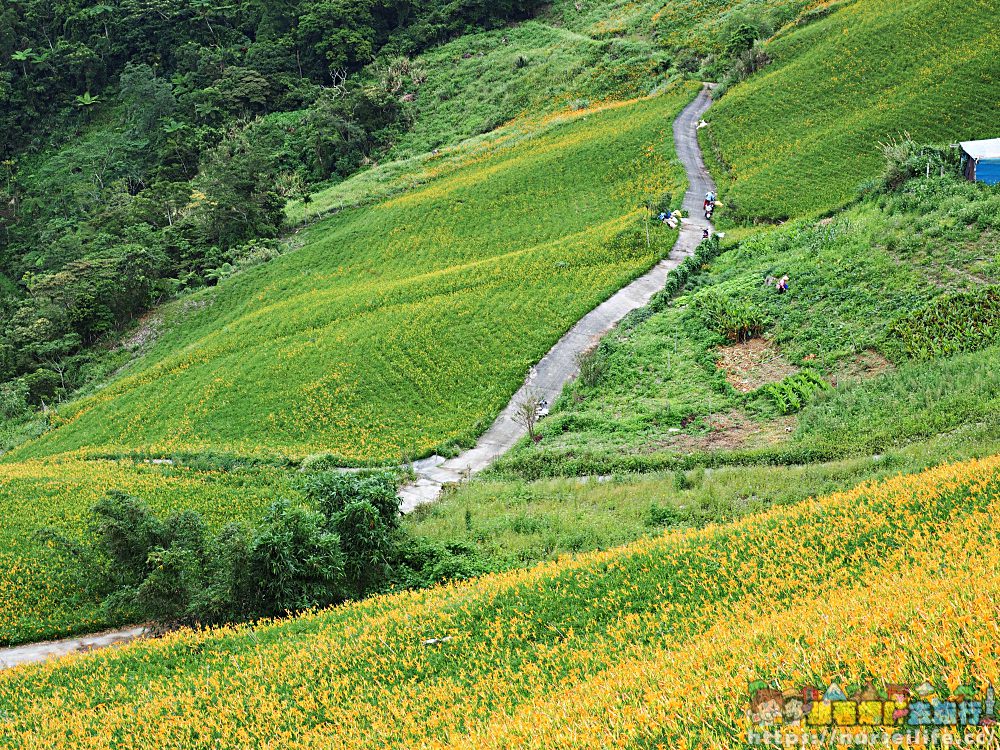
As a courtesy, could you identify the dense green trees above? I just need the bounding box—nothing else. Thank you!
[42,472,479,627]
[0,0,543,414]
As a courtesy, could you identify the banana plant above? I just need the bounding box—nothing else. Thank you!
[74,91,101,108]
[10,48,39,76]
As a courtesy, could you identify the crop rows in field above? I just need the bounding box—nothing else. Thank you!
[12,88,694,465]
[707,0,1000,219]
[3,456,1000,748]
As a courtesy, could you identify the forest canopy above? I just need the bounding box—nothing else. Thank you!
[0,0,542,409]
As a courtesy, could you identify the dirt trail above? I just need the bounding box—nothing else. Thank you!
[0,86,717,672]
[399,85,717,512]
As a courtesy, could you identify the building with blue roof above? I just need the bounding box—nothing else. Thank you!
[961,139,1000,185]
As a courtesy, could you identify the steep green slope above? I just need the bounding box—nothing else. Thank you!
[3,457,1000,748]
[706,0,1000,219]
[542,0,813,48]
[384,21,667,159]
[11,88,693,464]
[289,0,831,224]
[387,0,829,161]
[496,177,1000,477]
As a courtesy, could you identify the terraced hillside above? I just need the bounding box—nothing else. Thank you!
[3,457,999,748]
[11,88,693,465]
[706,0,1000,219]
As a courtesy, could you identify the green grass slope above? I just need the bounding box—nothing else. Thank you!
[406,421,1000,570]
[287,0,831,226]
[541,0,812,49]
[387,0,829,161]
[496,177,1000,477]
[11,88,693,465]
[383,21,667,160]
[706,0,1000,219]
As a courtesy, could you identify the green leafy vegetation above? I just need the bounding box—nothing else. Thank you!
[0,0,833,428]
[0,459,294,645]
[0,458,484,645]
[41,472,476,631]
[542,0,811,53]
[409,423,1000,570]
[796,348,1000,455]
[498,175,1000,477]
[0,0,997,680]
[760,369,829,415]
[694,289,768,342]
[891,287,1000,360]
[0,0,856,647]
[705,0,1000,220]
[382,21,671,160]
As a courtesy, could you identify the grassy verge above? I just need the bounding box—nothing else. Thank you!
[409,418,1000,568]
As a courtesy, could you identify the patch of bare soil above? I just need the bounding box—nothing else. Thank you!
[650,409,796,453]
[716,338,798,393]
[831,349,893,387]
[117,310,163,352]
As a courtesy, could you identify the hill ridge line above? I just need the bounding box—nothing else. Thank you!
[398,84,717,512]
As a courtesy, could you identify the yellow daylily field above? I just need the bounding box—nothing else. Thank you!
[3,456,998,748]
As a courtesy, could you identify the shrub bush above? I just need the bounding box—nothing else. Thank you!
[80,493,347,626]
[694,290,768,343]
[246,500,346,618]
[45,473,407,628]
[890,287,1000,360]
[621,235,723,330]
[576,347,608,388]
[0,381,29,420]
[646,501,687,527]
[22,368,61,405]
[302,471,400,531]
[879,137,960,192]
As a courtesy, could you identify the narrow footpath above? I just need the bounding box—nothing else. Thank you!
[399,84,717,512]
[0,85,717,672]
[0,627,147,672]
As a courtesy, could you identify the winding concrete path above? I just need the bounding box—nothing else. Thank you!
[0,86,716,673]
[399,85,717,512]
